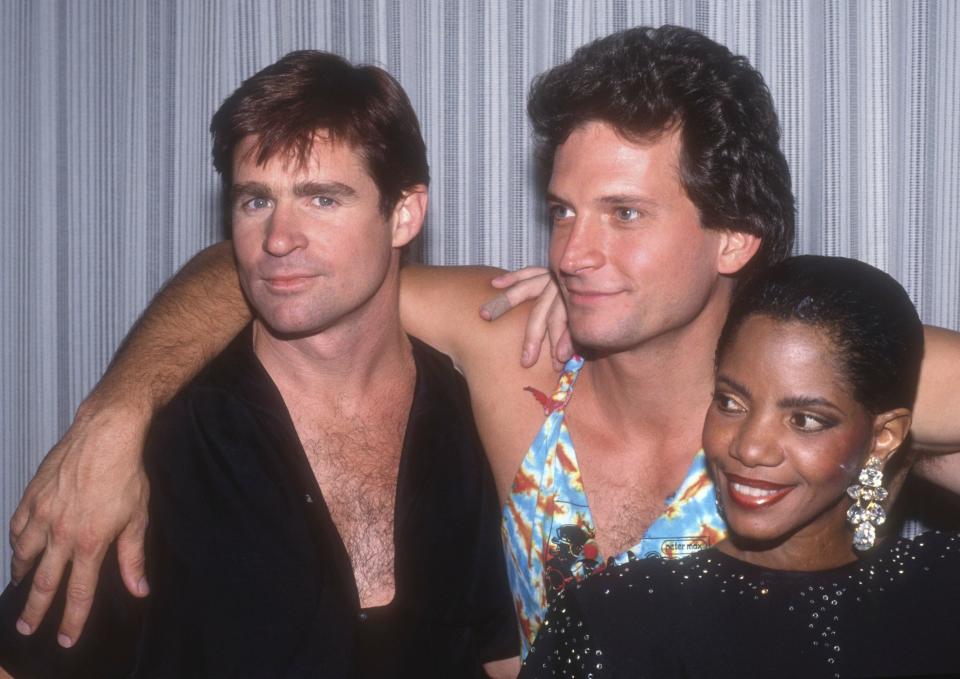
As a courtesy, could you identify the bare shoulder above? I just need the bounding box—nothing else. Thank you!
[466,335,562,498]
[400,264,532,372]
[399,264,564,496]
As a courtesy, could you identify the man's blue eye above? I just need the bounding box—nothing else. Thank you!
[245,197,271,210]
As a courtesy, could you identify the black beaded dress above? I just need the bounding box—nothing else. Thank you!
[520,531,960,679]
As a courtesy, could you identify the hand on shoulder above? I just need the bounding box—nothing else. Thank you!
[9,396,151,648]
[481,267,573,371]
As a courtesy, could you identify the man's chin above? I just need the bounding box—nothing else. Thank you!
[568,325,638,358]
[253,315,329,341]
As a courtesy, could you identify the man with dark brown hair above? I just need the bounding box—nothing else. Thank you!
[0,50,518,678]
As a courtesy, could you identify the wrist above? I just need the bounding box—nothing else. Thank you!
[74,387,154,429]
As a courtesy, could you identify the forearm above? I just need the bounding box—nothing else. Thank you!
[910,325,960,454]
[90,240,250,416]
[8,241,250,642]
[910,325,960,492]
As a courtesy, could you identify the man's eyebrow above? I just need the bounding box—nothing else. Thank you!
[230,182,274,201]
[294,181,357,199]
[543,191,658,207]
[545,191,568,205]
[715,374,752,399]
[596,194,657,208]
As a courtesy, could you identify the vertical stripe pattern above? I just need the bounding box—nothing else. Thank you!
[2,0,958,583]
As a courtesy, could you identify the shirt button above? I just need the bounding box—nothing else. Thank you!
[358,612,368,622]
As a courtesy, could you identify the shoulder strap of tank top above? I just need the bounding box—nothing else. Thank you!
[523,355,585,414]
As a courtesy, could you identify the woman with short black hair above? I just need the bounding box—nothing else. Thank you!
[521,256,960,679]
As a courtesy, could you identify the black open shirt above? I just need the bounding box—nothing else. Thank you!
[0,327,518,677]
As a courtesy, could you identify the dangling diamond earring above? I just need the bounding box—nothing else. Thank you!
[846,456,888,551]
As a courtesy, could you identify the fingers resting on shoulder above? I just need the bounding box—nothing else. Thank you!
[8,402,152,647]
[479,266,573,370]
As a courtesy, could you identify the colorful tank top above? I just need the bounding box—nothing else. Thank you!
[502,355,727,655]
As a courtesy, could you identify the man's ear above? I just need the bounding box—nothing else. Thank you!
[716,230,762,275]
[390,185,428,248]
[870,408,913,467]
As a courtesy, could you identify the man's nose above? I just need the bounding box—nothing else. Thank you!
[263,203,307,256]
[556,217,605,275]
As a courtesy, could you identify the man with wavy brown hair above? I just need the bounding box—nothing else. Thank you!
[7,25,960,671]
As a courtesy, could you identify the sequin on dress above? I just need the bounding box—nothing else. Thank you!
[521,531,960,678]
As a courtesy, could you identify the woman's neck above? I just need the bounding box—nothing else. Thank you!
[715,528,860,572]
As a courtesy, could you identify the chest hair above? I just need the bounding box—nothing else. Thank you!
[588,474,678,556]
[568,409,696,557]
[295,398,410,606]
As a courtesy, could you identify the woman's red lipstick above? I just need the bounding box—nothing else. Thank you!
[724,473,795,509]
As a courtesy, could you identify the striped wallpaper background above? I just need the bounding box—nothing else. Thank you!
[2,0,959,583]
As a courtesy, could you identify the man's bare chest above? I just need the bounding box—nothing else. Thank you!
[565,418,699,557]
[297,413,408,607]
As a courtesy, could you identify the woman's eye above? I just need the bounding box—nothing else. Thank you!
[789,412,832,432]
[713,392,746,414]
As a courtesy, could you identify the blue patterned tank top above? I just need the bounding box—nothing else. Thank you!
[501,355,726,656]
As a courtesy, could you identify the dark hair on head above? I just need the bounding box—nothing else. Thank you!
[528,25,795,277]
[717,256,925,415]
[210,50,429,218]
